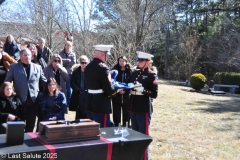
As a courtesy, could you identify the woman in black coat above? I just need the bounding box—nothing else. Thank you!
[111,56,133,127]
[69,55,89,119]
[3,35,20,60]
[0,82,22,134]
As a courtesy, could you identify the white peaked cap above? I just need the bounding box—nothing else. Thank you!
[136,51,154,61]
[93,44,114,55]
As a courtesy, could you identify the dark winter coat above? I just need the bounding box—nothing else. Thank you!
[84,58,116,114]
[37,92,66,121]
[111,65,132,104]
[0,95,22,123]
[127,68,158,113]
[69,65,88,111]
[3,41,20,60]
[36,45,52,64]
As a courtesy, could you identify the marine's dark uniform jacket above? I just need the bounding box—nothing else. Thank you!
[84,58,116,114]
[128,68,158,113]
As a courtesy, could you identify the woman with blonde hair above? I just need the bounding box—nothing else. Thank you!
[69,55,89,119]
[43,54,69,98]
[59,41,76,106]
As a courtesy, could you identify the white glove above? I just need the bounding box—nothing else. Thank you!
[117,89,123,93]
[128,83,134,88]
[135,87,144,92]
[49,117,57,121]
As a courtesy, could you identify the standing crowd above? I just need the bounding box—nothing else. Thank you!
[0,35,158,160]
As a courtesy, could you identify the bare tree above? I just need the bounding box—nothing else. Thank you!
[94,0,167,66]
[171,31,202,80]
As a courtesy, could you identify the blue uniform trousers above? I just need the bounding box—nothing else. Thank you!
[130,112,152,160]
[87,112,110,128]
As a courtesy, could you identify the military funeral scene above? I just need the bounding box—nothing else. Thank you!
[0,0,240,160]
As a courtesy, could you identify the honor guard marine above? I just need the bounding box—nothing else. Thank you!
[84,45,116,127]
[128,51,158,160]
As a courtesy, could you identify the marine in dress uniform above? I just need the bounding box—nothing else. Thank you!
[84,45,116,128]
[128,51,158,160]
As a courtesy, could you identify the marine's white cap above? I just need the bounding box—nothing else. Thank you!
[136,51,154,61]
[93,44,114,55]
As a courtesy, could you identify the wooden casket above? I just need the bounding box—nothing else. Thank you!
[38,119,100,143]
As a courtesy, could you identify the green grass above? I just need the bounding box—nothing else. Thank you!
[65,79,240,159]
[149,79,240,160]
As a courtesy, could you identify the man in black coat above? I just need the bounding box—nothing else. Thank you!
[84,45,116,128]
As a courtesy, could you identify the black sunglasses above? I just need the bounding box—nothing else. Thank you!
[54,60,60,63]
[80,62,88,64]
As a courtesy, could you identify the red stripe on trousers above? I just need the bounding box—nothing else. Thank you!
[100,137,113,160]
[103,114,107,128]
[144,113,149,160]
[28,133,56,160]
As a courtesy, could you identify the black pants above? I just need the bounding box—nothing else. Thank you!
[0,123,7,134]
[75,92,88,119]
[21,96,37,132]
[22,112,37,132]
[0,69,6,86]
[112,102,130,127]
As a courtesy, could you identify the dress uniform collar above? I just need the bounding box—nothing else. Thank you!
[93,58,104,63]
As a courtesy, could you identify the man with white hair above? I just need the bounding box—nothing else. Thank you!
[84,45,116,127]
[5,48,47,132]
[36,38,52,64]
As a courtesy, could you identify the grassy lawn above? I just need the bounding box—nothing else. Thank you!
[150,79,240,160]
[65,79,240,160]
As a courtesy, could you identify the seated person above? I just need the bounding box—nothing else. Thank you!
[0,82,22,134]
[37,78,67,121]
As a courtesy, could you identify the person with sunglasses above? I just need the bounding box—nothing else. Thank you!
[127,51,158,160]
[69,55,89,119]
[43,54,69,100]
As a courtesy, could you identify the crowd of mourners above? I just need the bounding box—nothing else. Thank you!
[0,35,158,160]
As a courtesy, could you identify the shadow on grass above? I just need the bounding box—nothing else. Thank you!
[192,97,240,113]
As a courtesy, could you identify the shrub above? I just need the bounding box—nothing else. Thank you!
[190,73,206,90]
[214,72,240,85]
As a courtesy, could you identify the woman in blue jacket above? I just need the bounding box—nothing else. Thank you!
[37,78,67,121]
